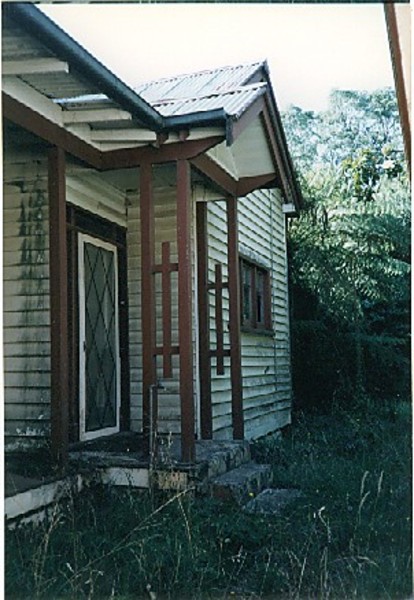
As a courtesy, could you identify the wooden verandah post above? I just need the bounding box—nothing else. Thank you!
[177,159,196,462]
[48,146,69,464]
[227,196,244,440]
[140,161,156,454]
[196,202,213,439]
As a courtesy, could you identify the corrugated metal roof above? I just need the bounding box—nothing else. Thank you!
[3,4,163,129]
[135,61,264,103]
[2,20,105,99]
[2,22,54,60]
[57,66,267,119]
[152,83,267,119]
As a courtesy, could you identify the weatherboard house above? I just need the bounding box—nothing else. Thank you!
[3,4,302,466]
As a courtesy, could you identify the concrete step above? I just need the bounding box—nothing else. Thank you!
[198,440,251,480]
[243,488,302,515]
[209,461,273,505]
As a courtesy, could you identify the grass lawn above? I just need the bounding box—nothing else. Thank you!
[5,400,412,599]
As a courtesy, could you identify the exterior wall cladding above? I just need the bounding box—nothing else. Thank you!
[127,180,292,441]
[4,157,291,448]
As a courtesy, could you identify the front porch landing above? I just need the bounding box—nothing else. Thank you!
[5,434,251,526]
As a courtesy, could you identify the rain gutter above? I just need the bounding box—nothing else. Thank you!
[4,3,164,131]
[164,109,233,145]
[5,5,266,150]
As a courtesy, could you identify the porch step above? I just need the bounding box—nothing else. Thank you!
[243,487,302,515]
[209,461,273,505]
[195,439,251,480]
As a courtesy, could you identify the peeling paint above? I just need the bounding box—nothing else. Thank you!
[15,425,49,437]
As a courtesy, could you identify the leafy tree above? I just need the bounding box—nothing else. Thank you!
[282,89,410,410]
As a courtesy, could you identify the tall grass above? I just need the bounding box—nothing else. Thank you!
[6,400,411,599]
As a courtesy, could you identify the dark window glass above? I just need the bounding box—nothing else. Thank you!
[240,258,271,331]
[242,262,252,323]
[256,269,265,324]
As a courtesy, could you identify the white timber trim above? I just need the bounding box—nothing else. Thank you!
[90,129,158,143]
[282,202,297,216]
[3,58,69,76]
[2,76,64,126]
[78,234,121,442]
[5,475,84,522]
[62,108,133,125]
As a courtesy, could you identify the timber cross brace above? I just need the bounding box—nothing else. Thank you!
[2,5,302,465]
[140,159,196,463]
[140,162,245,463]
[44,148,246,465]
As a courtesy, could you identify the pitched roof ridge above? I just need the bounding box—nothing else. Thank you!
[135,60,265,91]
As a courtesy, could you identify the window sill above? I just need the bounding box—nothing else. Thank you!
[241,326,274,338]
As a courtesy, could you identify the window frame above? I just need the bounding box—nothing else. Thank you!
[239,256,272,334]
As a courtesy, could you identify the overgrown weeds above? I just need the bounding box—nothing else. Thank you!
[6,400,411,599]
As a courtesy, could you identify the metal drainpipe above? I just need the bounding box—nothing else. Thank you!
[149,381,164,467]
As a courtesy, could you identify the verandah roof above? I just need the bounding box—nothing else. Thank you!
[2,3,302,210]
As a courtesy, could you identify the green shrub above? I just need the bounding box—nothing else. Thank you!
[6,402,411,599]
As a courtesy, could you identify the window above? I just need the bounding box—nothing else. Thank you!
[240,258,271,331]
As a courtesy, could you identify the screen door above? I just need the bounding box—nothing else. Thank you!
[78,234,120,440]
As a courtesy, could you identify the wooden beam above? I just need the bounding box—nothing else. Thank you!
[48,147,69,464]
[261,106,292,200]
[161,242,173,379]
[3,94,224,173]
[191,154,239,197]
[3,93,102,169]
[177,159,196,462]
[3,58,69,76]
[196,202,212,439]
[214,264,225,376]
[237,173,279,197]
[384,3,411,173]
[192,153,278,198]
[140,161,156,454]
[100,135,224,170]
[227,196,244,440]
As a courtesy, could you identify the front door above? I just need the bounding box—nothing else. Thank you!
[78,233,121,441]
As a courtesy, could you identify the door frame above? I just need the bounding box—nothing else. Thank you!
[78,233,121,441]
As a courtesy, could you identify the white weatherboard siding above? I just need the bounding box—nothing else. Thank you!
[207,188,292,440]
[239,188,292,438]
[4,157,51,449]
[3,155,128,449]
[206,200,231,437]
[66,170,127,227]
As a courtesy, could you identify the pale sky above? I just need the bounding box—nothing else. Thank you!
[41,3,395,112]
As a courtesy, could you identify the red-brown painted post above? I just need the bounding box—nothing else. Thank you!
[161,241,173,379]
[214,264,225,375]
[177,159,196,462]
[140,161,156,455]
[227,196,244,440]
[196,202,212,439]
[48,146,69,464]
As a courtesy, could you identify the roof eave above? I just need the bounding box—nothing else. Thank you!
[4,3,164,131]
[263,89,303,211]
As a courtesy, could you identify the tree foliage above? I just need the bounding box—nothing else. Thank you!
[282,89,410,409]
